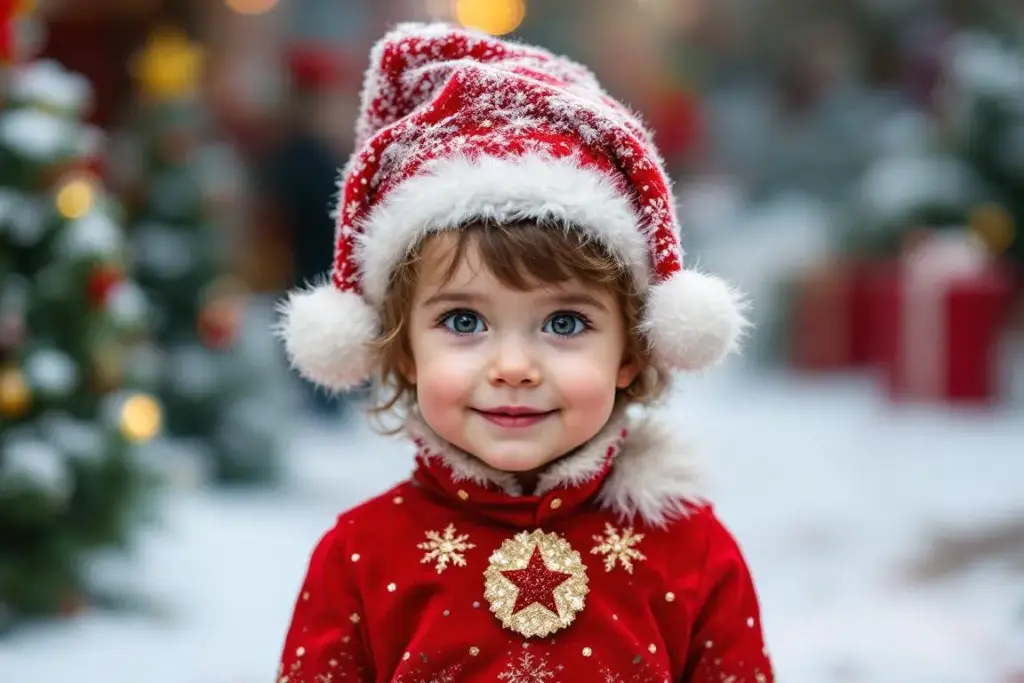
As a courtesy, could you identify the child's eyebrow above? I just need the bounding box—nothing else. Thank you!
[421,291,484,308]
[421,291,609,313]
[541,293,609,313]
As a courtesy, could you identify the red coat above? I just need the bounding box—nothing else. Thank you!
[277,413,774,682]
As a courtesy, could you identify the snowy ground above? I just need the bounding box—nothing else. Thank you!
[1,369,1022,683]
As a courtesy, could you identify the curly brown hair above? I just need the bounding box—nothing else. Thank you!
[369,222,668,429]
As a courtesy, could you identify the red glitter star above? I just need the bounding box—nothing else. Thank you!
[501,546,572,615]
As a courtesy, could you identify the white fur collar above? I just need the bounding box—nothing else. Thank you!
[404,409,706,528]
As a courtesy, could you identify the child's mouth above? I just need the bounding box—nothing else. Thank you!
[472,407,557,428]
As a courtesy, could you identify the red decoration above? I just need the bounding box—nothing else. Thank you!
[197,299,241,349]
[871,238,1014,403]
[87,265,123,308]
[286,46,352,92]
[501,546,572,615]
[1,1,13,64]
[649,89,705,164]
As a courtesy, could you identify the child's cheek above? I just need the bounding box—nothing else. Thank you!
[548,354,620,412]
[414,345,480,418]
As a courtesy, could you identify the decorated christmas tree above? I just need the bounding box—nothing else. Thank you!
[0,58,162,629]
[839,12,1020,266]
[115,27,282,485]
[942,17,1022,269]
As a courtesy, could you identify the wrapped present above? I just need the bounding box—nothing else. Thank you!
[872,233,1014,403]
[786,259,878,371]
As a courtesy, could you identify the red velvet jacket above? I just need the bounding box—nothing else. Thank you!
[277,413,773,682]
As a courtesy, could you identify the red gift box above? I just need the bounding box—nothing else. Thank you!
[871,236,1014,403]
[787,259,877,371]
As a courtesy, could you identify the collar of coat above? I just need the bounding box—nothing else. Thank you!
[404,408,706,528]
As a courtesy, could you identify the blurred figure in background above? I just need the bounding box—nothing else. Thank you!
[257,45,354,419]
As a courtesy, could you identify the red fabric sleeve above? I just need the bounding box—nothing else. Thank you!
[277,523,375,683]
[683,512,774,683]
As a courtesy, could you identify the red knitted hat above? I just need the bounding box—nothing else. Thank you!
[278,23,748,391]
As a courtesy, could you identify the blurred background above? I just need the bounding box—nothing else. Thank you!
[1,0,1023,681]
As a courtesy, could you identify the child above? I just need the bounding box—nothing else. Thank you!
[276,23,772,683]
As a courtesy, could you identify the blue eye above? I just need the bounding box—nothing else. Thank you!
[543,313,588,337]
[441,310,486,335]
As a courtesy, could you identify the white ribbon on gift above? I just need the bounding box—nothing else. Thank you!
[901,232,991,399]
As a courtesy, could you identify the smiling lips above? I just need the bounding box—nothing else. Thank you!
[473,406,556,428]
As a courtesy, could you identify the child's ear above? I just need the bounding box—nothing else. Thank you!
[615,352,640,390]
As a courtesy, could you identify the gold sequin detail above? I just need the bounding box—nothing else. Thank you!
[296,646,305,657]
[549,498,562,509]
[582,647,592,657]
[483,529,590,639]
[301,591,309,601]
[393,496,403,504]
[403,652,410,661]
[457,489,470,500]
[469,646,480,656]
[349,612,360,623]
[665,591,675,602]
[350,553,360,562]
[387,582,396,592]
[648,644,657,654]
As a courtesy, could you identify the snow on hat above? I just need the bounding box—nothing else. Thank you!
[277,22,748,391]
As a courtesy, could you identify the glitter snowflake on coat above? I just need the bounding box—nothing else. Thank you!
[590,524,646,574]
[498,651,562,683]
[417,523,475,574]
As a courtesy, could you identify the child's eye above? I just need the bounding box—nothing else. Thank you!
[543,312,589,337]
[440,310,486,335]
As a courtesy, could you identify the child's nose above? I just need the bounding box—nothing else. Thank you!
[487,339,541,386]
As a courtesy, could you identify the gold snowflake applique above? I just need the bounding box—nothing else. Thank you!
[417,523,476,574]
[498,651,561,682]
[590,523,646,574]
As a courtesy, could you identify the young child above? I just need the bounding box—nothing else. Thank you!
[276,23,772,683]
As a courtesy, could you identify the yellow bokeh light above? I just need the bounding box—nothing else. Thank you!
[133,27,205,101]
[55,178,96,219]
[0,368,31,418]
[120,394,162,443]
[453,0,526,36]
[225,0,279,15]
[969,202,1015,254]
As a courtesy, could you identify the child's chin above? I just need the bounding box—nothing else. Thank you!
[475,447,553,473]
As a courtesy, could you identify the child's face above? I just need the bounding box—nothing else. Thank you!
[405,233,639,474]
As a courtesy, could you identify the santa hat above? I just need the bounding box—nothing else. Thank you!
[278,23,748,391]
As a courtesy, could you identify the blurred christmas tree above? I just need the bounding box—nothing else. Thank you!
[116,27,282,485]
[840,10,1021,267]
[0,58,162,629]
[942,16,1022,268]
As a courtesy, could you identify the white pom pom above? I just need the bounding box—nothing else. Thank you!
[275,284,379,391]
[642,270,751,372]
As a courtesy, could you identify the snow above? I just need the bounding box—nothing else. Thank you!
[1,370,1022,682]
[0,433,70,500]
[58,211,124,260]
[24,348,80,397]
[8,60,92,114]
[0,108,72,160]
